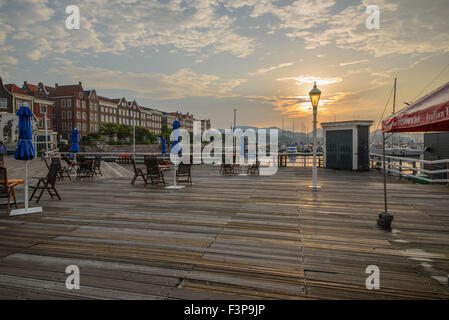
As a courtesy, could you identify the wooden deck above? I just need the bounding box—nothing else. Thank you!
[0,164,448,300]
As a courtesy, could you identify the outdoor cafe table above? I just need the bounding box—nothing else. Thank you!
[8,179,24,186]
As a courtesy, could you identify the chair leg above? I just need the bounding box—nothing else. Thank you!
[131,174,138,185]
[52,186,62,200]
[36,187,46,204]
[29,187,38,201]
[12,188,18,208]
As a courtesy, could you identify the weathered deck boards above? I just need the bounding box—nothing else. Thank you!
[0,164,448,300]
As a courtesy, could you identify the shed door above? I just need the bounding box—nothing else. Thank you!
[326,130,353,170]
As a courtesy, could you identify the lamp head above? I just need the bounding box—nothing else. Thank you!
[309,81,321,108]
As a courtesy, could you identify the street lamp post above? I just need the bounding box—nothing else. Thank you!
[309,82,321,191]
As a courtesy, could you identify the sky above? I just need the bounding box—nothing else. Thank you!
[1,0,449,131]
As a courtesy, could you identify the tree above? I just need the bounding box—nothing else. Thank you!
[160,124,172,141]
[99,123,118,141]
[117,124,132,142]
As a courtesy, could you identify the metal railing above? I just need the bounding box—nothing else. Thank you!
[370,153,449,185]
[46,151,324,167]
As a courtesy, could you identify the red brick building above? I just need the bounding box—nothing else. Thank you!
[50,82,89,141]
[0,77,56,150]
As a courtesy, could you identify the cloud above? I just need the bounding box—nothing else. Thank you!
[250,62,294,75]
[50,65,246,100]
[277,76,343,86]
[340,59,369,67]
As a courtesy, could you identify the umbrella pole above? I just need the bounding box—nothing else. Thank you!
[10,160,42,216]
[25,160,29,211]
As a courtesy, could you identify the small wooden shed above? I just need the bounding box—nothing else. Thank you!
[321,120,373,171]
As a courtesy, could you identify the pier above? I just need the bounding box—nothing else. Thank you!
[0,161,448,299]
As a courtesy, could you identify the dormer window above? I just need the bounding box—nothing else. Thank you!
[79,92,83,98]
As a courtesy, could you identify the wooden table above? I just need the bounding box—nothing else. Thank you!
[8,179,24,186]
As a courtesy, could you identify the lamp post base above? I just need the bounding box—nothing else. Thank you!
[308,185,321,190]
[165,185,185,190]
[10,207,43,216]
[377,212,393,229]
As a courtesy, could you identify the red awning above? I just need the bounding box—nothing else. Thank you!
[382,81,449,133]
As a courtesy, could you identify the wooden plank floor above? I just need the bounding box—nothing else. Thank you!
[0,164,448,299]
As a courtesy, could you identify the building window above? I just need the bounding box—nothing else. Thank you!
[82,101,86,109]
[62,111,66,119]
[40,105,47,114]
[83,123,86,131]
[95,114,98,121]
[0,98,7,109]
[67,100,72,107]
[82,112,86,120]
[79,92,83,98]
[61,99,66,107]
[67,111,72,119]
[77,111,81,119]
[76,100,80,108]
[101,115,104,122]
[77,123,81,131]
[89,114,93,121]
[68,122,72,130]
[62,122,67,131]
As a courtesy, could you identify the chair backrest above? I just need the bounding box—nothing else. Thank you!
[51,157,62,170]
[47,163,59,185]
[145,156,158,170]
[94,156,101,168]
[0,167,8,195]
[178,163,191,175]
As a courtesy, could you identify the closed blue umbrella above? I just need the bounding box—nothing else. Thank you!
[14,106,35,161]
[11,106,42,216]
[69,129,80,153]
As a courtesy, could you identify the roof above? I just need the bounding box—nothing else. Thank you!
[24,83,38,92]
[5,84,29,96]
[50,83,83,97]
[98,95,118,103]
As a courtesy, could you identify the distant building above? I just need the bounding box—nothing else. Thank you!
[50,81,89,141]
[171,111,194,132]
[162,112,176,128]
[0,77,57,151]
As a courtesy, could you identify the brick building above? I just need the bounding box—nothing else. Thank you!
[50,82,89,141]
[0,77,56,151]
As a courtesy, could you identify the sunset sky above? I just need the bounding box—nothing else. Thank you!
[1,0,448,131]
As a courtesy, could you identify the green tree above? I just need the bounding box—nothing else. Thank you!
[117,124,132,142]
[160,124,172,141]
[135,126,150,144]
[99,123,118,141]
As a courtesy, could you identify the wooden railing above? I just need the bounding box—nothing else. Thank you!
[370,153,449,185]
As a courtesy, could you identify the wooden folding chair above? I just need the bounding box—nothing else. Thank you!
[145,156,165,186]
[93,156,102,176]
[177,163,192,185]
[29,163,62,203]
[51,157,71,180]
[0,167,18,211]
[131,158,147,185]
